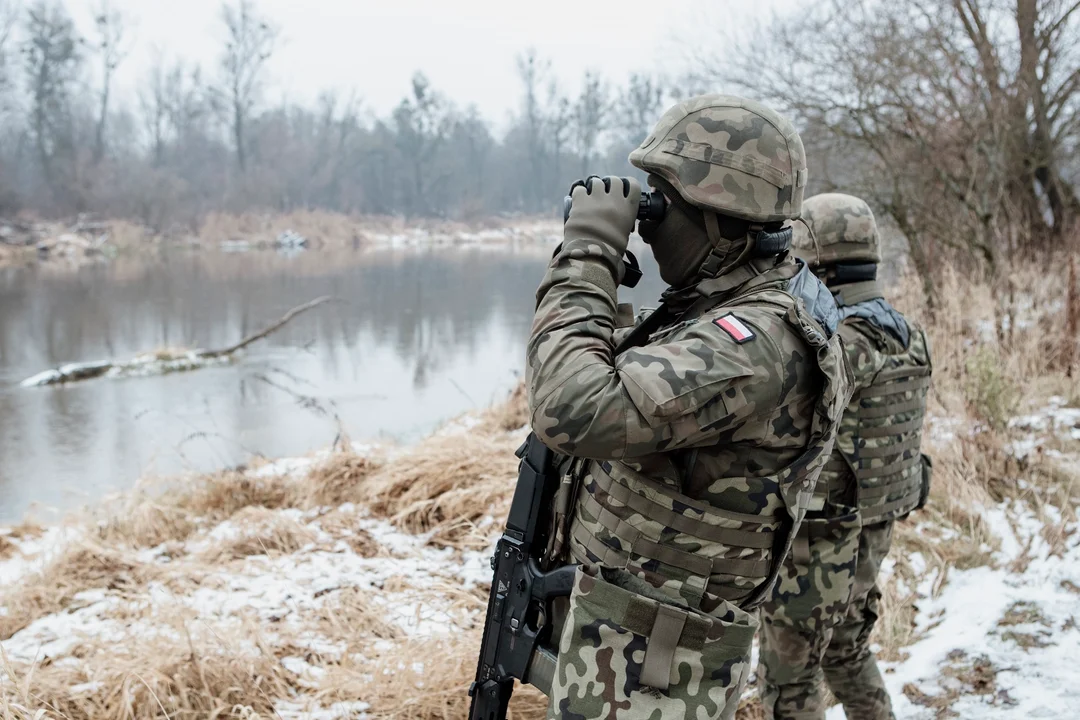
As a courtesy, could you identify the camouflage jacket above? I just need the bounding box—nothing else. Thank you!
[526,238,851,613]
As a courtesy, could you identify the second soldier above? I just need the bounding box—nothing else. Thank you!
[758,193,933,720]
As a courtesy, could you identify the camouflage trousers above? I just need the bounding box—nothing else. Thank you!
[758,520,895,720]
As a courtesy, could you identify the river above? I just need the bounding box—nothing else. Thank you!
[0,244,667,523]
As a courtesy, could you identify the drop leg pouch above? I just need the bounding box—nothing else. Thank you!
[546,564,757,720]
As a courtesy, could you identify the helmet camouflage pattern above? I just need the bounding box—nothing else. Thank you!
[792,193,882,267]
[629,94,809,223]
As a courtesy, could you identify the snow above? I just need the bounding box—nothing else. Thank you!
[1010,397,1080,441]
[366,222,560,249]
[0,509,475,667]
[68,681,105,695]
[1006,398,1080,461]
[826,501,1080,719]
[819,399,1080,717]
[0,525,79,585]
[19,361,112,387]
[19,352,233,387]
[249,455,319,479]
[274,699,370,719]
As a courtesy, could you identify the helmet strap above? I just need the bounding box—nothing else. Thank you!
[795,216,822,266]
[700,211,755,279]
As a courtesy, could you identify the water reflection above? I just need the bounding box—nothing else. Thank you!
[0,244,667,522]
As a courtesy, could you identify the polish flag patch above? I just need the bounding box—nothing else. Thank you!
[714,314,755,343]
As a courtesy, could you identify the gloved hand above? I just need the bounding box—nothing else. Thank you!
[564,175,641,256]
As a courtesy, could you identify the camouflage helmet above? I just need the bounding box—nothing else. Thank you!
[791,193,882,267]
[628,94,808,224]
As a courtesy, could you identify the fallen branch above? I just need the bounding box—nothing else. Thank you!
[198,296,333,359]
[21,296,336,388]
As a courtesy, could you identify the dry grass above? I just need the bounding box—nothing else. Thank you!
[290,452,381,510]
[363,433,520,550]
[477,382,529,434]
[0,619,294,719]
[200,507,318,562]
[0,542,153,641]
[199,209,372,248]
[93,469,293,550]
[317,634,548,720]
[902,650,1006,718]
[0,386,530,718]
[93,454,380,552]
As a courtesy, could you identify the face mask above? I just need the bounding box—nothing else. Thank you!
[639,201,714,288]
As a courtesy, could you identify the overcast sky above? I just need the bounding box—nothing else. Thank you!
[60,0,793,127]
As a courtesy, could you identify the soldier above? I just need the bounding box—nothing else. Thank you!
[526,95,852,720]
[758,193,934,720]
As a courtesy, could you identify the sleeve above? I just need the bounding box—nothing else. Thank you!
[838,322,881,394]
[525,239,783,460]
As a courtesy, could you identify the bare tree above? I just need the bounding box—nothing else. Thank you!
[701,0,1080,300]
[138,48,167,166]
[0,24,730,223]
[574,70,609,176]
[166,61,209,144]
[89,0,128,164]
[516,48,550,210]
[0,0,15,96]
[218,0,277,172]
[393,73,453,217]
[615,72,665,148]
[22,0,83,209]
[547,83,573,194]
[455,105,492,213]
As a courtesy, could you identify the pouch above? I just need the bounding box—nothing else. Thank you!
[761,510,861,632]
[916,453,933,511]
[546,565,756,720]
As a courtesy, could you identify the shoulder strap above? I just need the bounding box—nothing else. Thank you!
[834,279,885,306]
[613,304,673,354]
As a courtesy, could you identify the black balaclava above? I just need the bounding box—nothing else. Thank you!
[638,175,751,288]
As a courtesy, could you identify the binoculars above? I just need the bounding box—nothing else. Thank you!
[562,190,667,224]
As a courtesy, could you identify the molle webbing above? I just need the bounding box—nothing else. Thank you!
[578,462,778,576]
[568,461,782,606]
[856,452,921,480]
[590,465,775,549]
[850,330,931,522]
[860,374,930,398]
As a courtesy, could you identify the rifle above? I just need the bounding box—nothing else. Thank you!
[468,433,576,720]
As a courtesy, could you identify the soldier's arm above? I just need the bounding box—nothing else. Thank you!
[838,322,880,394]
[528,265,788,459]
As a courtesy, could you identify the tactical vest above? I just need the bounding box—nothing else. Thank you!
[822,320,932,523]
[564,286,850,615]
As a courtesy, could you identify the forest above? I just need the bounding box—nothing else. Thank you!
[0,0,1077,294]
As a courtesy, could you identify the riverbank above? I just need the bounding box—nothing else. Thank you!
[0,259,1078,718]
[0,212,562,270]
